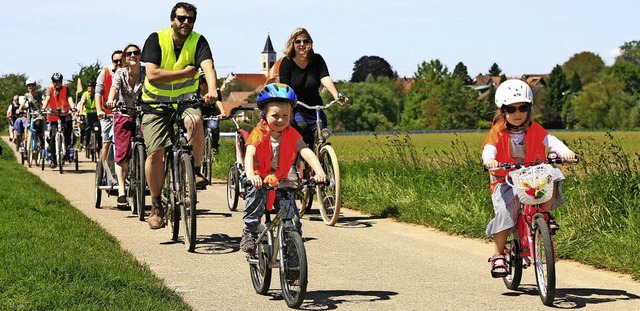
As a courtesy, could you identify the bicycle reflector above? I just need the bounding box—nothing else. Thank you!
[321,128,331,140]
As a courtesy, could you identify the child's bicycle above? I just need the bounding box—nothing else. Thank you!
[485,153,578,306]
[224,104,258,211]
[246,178,320,309]
[294,98,347,226]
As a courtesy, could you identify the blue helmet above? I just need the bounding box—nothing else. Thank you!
[257,83,297,109]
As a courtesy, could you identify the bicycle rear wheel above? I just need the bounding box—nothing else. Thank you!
[226,163,240,211]
[163,160,180,241]
[133,144,146,221]
[534,216,556,306]
[503,238,523,290]
[56,134,64,174]
[95,161,103,208]
[179,152,197,252]
[317,145,341,226]
[250,224,272,294]
[280,230,308,308]
[295,160,314,216]
[40,149,46,171]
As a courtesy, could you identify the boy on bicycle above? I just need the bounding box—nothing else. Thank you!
[240,83,326,253]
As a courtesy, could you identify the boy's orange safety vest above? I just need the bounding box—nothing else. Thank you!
[246,121,301,209]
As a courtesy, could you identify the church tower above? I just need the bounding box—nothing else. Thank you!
[261,35,276,75]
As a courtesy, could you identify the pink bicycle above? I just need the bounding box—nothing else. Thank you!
[486,153,578,306]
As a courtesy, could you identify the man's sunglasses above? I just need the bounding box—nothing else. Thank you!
[504,105,530,113]
[112,59,122,64]
[175,15,196,23]
[126,50,141,57]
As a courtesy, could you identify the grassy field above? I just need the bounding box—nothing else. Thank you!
[0,140,192,310]
[211,129,640,280]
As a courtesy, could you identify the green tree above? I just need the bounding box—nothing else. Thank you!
[488,63,502,76]
[0,73,29,133]
[68,61,102,102]
[401,60,449,129]
[606,60,640,94]
[350,55,395,83]
[569,72,582,92]
[563,51,605,85]
[616,40,640,64]
[573,73,638,129]
[323,78,399,132]
[452,62,472,85]
[544,65,569,128]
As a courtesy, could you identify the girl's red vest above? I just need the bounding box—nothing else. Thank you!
[482,120,548,193]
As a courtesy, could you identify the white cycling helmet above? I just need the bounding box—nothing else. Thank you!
[494,79,533,108]
[25,78,36,86]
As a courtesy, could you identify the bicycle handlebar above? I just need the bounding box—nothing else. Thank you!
[242,178,325,190]
[484,154,579,172]
[296,98,347,110]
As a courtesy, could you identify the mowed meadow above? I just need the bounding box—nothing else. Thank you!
[210,130,640,280]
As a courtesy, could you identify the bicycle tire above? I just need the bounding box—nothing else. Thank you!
[40,149,45,171]
[74,149,79,171]
[26,132,33,167]
[295,160,314,216]
[95,161,103,208]
[317,145,341,226]
[503,238,523,290]
[179,152,197,252]
[250,224,272,295]
[203,131,213,185]
[534,216,556,306]
[226,163,240,211]
[57,134,64,174]
[20,144,25,166]
[280,230,308,308]
[163,158,180,241]
[134,144,146,221]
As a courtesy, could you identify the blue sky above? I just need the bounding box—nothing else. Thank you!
[2,0,638,86]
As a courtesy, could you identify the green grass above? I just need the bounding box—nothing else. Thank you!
[0,140,192,310]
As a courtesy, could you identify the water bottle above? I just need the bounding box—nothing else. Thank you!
[45,149,51,160]
[69,149,75,161]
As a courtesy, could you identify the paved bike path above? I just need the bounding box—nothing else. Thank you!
[5,136,640,310]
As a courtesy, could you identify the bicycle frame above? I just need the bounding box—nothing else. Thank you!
[296,100,342,155]
[510,204,554,268]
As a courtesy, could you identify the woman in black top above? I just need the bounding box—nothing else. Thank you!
[279,27,348,147]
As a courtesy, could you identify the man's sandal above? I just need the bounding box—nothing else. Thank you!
[488,254,509,278]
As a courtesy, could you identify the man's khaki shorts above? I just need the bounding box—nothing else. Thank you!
[142,107,202,155]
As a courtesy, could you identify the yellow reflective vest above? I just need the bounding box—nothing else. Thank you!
[141,28,201,104]
[84,91,97,113]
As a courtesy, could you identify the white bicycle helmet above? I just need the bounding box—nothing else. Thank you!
[494,79,533,108]
[25,78,36,86]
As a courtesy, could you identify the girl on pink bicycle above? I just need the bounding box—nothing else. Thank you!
[482,79,576,278]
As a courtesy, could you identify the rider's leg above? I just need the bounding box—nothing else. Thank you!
[99,117,113,162]
[63,118,73,153]
[48,122,59,165]
[35,119,45,148]
[114,113,135,202]
[493,229,509,256]
[184,109,204,167]
[208,118,220,151]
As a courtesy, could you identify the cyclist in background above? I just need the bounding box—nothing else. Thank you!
[43,72,75,168]
[7,95,20,142]
[279,27,348,147]
[76,82,100,152]
[95,50,124,164]
[198,67,225,155]
[19,78,45,148]
[105,43,146,209]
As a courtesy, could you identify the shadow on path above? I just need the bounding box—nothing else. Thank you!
[502,284,640,309]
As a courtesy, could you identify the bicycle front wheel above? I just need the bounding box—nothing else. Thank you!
[26,132,33,167]
[503,238,523,290]
[178,152,197,252]
[280,230,308,308]
[317,145,341,226]
[250,224,272,295]
[95,161,103,209]
[226,163,240,211]
[56,134,64,174]
[162,160,180,242]
[534,216,556,306]
[133,144,146,221]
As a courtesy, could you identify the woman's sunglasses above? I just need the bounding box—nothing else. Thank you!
[504,105,530,113]
[294,39,311,45]
[126,50,141,57]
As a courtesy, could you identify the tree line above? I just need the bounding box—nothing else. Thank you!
[3,41,639,133]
